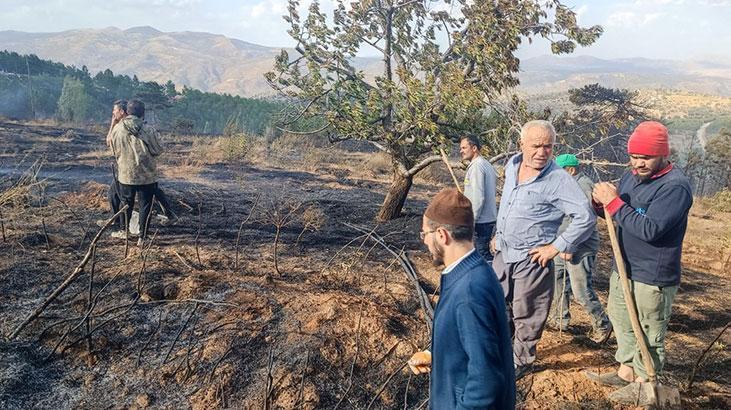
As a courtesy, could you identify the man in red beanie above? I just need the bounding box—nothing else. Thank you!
[408,188,515,409]
[588,121,693,404]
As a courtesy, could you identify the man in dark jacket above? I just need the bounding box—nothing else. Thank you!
[409,188,515,409]
[587,121,692,404]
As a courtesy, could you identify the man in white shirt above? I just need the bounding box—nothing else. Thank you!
[460,136,498,261]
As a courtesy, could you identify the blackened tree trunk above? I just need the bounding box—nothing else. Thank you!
[377,167,413,222]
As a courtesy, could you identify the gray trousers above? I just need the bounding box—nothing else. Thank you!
[492,251,554,366]
[550,254,611,332]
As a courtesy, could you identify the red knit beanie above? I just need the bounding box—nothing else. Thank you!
[424,188,474,227]
[627,121,669,156]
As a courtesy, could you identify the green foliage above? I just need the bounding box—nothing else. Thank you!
[268,0,602,219]
[554,83,650,172]
[0,50,72,77]
[0,73,62,118]
[158,87,281,135]
[223,115,241,137]
[682,128,731,196]
[0,50,281,134]
[268,0,602,169]
[57,76,94,123]
[172,117,195,134]
[219,133,252,163]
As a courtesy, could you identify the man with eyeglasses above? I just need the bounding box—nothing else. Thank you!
[408,188,515,409]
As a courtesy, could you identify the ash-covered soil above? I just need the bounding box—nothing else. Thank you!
[0,120,728,409]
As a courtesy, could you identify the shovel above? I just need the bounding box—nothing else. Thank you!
[604,207,681,407]
[440,147,463,194]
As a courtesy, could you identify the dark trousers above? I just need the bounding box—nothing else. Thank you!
[473,222,495,262]
[118,182,156,239]
[109,181,174,228]
[109,180,124,229]
[492,251,554,366]
[152,183,175,218]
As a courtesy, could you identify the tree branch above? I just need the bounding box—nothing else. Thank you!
[277,91,331,126]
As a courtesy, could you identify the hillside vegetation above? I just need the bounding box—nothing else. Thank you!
[0,51,281,135]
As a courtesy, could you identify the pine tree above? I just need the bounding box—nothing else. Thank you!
[57,76,92,123]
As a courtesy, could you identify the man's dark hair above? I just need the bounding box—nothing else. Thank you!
[461,135,481,151]
[426,218,474,242]
[113,99,128,113]
[127,99,145,118]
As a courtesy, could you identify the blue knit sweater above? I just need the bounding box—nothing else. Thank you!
[610,166,693,286]
[430,251,515,410]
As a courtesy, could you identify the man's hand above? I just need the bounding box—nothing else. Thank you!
[592,182,619,206]
[559,252,573,261]
[489,236,497,255]
[528,244,559,267]
[408,350,432,375]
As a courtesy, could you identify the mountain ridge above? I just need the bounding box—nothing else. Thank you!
[1,27,730,97]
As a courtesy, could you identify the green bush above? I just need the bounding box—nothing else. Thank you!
[220,133,252,163]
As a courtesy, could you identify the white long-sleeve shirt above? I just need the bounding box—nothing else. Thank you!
[463,155,497,224]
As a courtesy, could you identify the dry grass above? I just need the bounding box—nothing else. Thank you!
[358,151,392,179]
[77,149,113,160]
[0,160,45,209]
[684,198,731,274]
[262,133,338,171]
[56,181,110,210]
[414,162,456,185]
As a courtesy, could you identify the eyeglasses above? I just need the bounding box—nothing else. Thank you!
[419,229,437,240]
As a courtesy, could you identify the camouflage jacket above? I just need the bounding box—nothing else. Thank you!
[111,115,158,185]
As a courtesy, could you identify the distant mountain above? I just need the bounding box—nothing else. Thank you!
[2,27,730,97]
[518,55,731,96]
[0,27,283,97]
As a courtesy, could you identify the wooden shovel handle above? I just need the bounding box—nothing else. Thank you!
[604,207,657,382]
[439,148,462,194]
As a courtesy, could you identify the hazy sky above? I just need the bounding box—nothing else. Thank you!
[2,0,730,62]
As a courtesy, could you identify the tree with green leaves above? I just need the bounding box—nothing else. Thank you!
[267,0,602,220]
[57,75,93,123]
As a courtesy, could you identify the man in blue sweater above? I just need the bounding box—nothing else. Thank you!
[588,121,692,404]
[409,188,515,409]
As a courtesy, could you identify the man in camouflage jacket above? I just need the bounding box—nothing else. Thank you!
[110,99,159,242]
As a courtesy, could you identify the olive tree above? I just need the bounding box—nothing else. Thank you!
[267,0,602,220]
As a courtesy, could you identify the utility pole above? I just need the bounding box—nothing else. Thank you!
[25,55,35,119]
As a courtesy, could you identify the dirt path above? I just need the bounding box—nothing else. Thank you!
[697,120,713,151]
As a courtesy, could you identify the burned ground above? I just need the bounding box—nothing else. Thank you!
[0,120,729,409]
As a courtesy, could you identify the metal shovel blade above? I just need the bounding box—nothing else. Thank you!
[609,382,681,408]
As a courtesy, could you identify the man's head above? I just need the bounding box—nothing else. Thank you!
[555,153,579,176]
[112,99,127,121]
[459,136,481,162]
[627,121,670,181]
[126,99,145,118]
[421,188,474,266]
[520,120,556,170]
